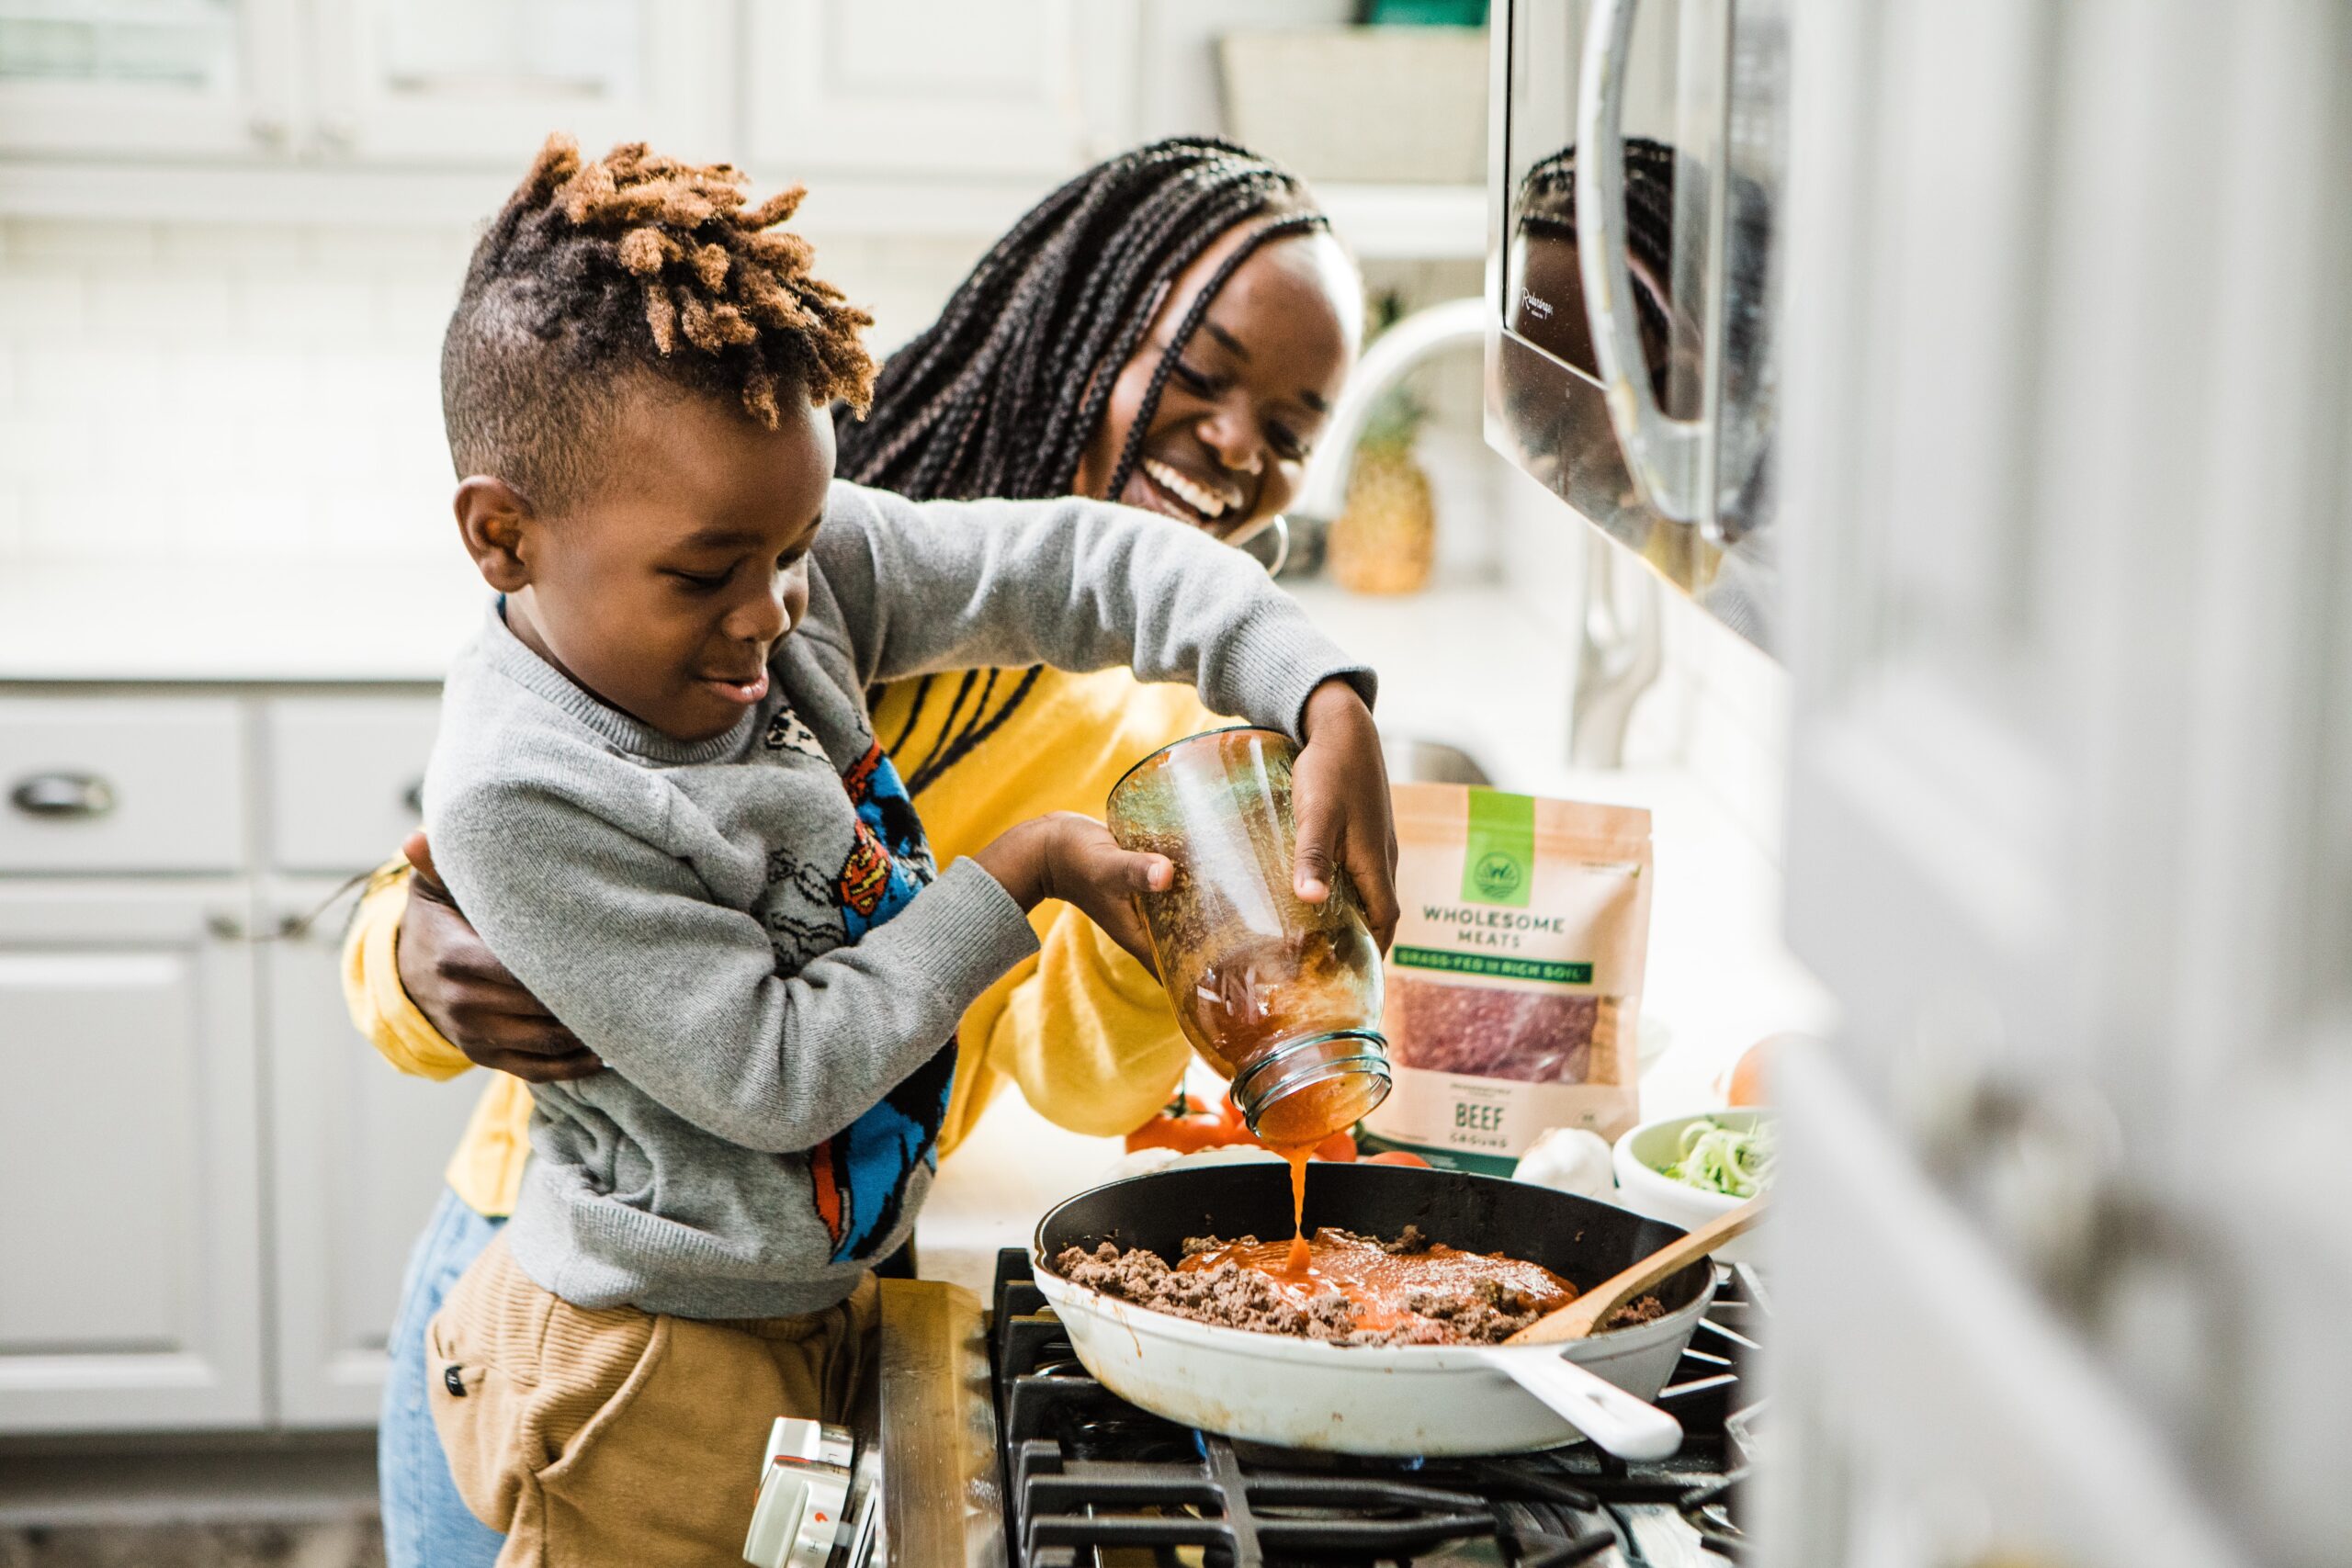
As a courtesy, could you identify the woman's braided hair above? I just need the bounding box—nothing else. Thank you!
[835,136,1330,504]
[843,138,1335,795]
[443,135,876,510]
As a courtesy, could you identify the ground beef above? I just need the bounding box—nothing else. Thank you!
[1321,1224,1430,1255]
[1387,978,1620,1084]
[1600,1293,1668,1329]
[1052,1234,1668,1348]
[1055,1241,1359,1341]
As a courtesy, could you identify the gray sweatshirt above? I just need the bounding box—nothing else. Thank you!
[424,480,1368,1319]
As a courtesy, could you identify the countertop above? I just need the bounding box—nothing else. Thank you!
[0,559,487,684]
[0,559,1560,693]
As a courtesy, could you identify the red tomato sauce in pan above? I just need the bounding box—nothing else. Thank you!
[1176,1221,1579,1333]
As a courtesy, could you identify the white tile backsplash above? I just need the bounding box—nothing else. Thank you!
[0,215,998,570]
[236,275,384,345]
[0,413,99,479]
[6,219,159,265]
[155,220,311,267]
[85,270,239,341]
[1644,587,1791,862]
[0,272,84,336]
[0,218,1501,574]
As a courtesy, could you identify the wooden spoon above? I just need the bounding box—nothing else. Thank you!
[1507,1195,1768,1346]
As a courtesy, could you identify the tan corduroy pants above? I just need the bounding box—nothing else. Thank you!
[426,1234,876,1567]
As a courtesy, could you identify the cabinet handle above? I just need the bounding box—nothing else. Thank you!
[9,772,116,819]
[402,779,424,816]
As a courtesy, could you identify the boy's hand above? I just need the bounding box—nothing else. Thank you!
[1291,679,1400,952]
[975,813,1172,975]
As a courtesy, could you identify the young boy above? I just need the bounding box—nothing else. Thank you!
[417,137,1395,1564]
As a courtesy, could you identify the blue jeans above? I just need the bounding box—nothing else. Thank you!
[380,1189,507,1568]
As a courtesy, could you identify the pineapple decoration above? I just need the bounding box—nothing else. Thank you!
[1325,291,1437,595]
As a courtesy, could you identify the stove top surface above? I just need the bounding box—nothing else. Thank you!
[988,1249,1764,1568]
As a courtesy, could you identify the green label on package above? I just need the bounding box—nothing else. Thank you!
[1460,788,1535,908]
[1392,946,1593,985]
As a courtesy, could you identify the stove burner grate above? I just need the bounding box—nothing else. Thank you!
[990,1251,1761,1567]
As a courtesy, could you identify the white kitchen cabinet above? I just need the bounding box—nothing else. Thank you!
[741,0,1138,179]
[0,696,249,874]
[1,0,1136,179]
[264,875,478,1428]
[0,0,729,168]
[0,882,267,1433]
[306,0,733,170]
[0,677,471,1435]
[0,0,1496,265]
[264,694,436,874]
[0,0,301,159]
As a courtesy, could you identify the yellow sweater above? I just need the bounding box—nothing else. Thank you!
[345,663,1213,1218]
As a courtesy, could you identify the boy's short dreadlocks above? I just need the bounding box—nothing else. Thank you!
[443,135,876,511]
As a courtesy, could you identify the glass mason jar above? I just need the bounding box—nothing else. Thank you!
[1106,727,1389,1145]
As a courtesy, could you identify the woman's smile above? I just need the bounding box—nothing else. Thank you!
[1138,455,1251,528]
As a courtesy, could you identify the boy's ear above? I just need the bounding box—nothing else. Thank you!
[453,477,537,592]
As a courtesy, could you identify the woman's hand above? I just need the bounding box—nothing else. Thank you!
[974,812,1173,974]
[1290,679,1400,951]
[395,831,604,1083]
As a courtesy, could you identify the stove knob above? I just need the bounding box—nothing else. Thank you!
[742,1418,854,1568]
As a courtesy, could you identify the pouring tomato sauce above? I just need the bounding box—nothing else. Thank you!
[1125,1090,1555,1326]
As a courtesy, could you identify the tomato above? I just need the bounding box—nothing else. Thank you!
[1123,1113,1236,1154]
[1125,1089,1362,1161]
[1726,1039,1777,1107]
[1365,1150,1431,1168]
[1314,1129,1359,1162]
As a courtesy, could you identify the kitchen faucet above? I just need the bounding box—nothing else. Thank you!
[1284,297,1663,770]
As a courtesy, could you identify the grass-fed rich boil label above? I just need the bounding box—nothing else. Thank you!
[1362,785,1653,1172]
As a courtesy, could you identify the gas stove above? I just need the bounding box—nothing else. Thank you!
[748,1252,1764,1567]
[989,1248,1767,1568]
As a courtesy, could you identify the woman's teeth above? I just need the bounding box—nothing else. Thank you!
[1143,458,1237,520]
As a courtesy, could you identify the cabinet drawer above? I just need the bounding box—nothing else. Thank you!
[0,698,247,873]
[266,696,441,874]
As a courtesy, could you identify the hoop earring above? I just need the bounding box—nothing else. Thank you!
[1238,513,1291,577]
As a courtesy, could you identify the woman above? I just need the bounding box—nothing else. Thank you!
[348,136,1364,1566]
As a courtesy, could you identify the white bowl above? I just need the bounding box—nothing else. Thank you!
[1611,1109,1773,1264]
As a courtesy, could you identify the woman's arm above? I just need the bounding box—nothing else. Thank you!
[342,856,474,1081]
[340,835,602,1083]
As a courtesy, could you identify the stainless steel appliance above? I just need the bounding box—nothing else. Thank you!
[1486,0,1788,653]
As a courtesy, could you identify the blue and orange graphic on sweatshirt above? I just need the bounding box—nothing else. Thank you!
[809,740,956,1262]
